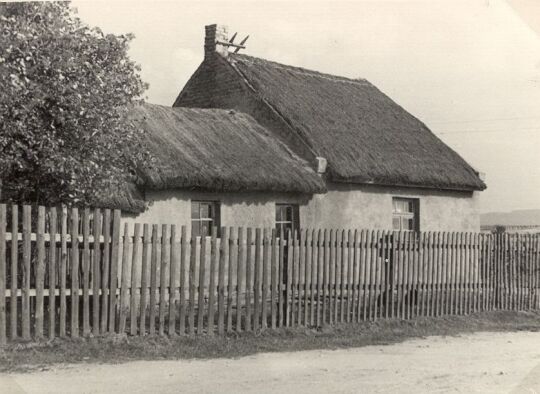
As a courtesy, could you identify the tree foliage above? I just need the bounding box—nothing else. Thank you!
[0,1,149,207]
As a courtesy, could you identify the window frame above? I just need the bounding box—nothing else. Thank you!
[275,203,300,238]
[191,200,221,237]
[392,197,420,232]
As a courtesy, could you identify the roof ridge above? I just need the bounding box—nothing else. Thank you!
[229,53,372,87]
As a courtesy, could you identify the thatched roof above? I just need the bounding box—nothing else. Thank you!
[96,182,146,214]
[132,103,325,194]
[223,53,486,191]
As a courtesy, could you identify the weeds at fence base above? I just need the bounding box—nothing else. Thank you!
[1,310,540,373]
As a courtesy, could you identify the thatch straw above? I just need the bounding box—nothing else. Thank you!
[131,103,326,194]
[96,182,146,213]
[225,54,486,191]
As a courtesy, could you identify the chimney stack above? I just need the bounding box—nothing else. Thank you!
[205,24,229,59]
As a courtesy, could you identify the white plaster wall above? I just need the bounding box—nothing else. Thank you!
[302,183,480,232]
[122,184,480,233]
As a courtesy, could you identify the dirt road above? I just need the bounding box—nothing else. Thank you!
[2,331,540,393]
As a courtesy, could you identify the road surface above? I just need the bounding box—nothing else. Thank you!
[2,331,540,393]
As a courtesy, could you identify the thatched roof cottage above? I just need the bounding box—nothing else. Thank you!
[122,24,486,235]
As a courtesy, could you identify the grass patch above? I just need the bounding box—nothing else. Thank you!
[1,310,540,373]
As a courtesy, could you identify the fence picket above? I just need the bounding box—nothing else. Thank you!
[253,228,261,331]
[345,230,352,322]
[0,205,5,345]
[148,224,159,335]
[270,229,277,328]
[278,229,284,327]
[118,223,131,334]
[283,230,291,326]
[339,229,346,323]
[82,209,91,336]
[10,205,18,340]
[130,223,141,336]
[139,224,150,335]
[321,229,328,325]
[207,226,218,335]
[188,230,197,335]
[444,232,451,315]
[360,230,371,321]
[315,229,322,326]
[328,230,335,324]
[298,229,306,326]
[237,227,245,332]
[404,231,412,320]
[197,229,207,334]
[352,230,360,321]
[159,225,169,335]
[21,206,32,340]
[245,228,253,331]
[270,229,277,329]
[35,206,45,338]
[527,234,533,310]
[466,232,472,314]
[291,230,298,327]
[305,229,313,326]
[59,207,68,337]
[218,227,228,335]
[372,230,380,321]
[108,210,121,333]
[435,232,442,317]
[70,207,79,337]
[168,225,178,335]
[261,229,269,330]
[48,207,57,339]
[179,226,187,335]
[100,210,111,334]
[92,209,102,336]
[227,227,235,332]
[422,232,432,316]
[412,231,418,319]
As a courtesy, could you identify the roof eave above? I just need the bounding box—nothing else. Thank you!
[330,176,486,193]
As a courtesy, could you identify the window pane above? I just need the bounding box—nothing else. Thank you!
[191,221,200,237]
[392,217,401,230]
[406,218,414,230]
[191,201,200,219]
[200,203,210,219]
[277,207,282,222]
[201,221,210,237]
[285,206,292,222]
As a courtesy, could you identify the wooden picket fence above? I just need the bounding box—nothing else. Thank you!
[0,204,539,344]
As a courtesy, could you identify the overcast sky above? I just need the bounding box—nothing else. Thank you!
[72,0,540,214]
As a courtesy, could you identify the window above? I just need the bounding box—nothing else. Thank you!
[275,204,300,238]
[392,198,419,231]
[191,201,220,237]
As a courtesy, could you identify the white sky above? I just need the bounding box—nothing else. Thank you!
[72,0,540,213]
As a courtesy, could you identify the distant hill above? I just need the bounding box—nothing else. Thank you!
[481,209,540,226]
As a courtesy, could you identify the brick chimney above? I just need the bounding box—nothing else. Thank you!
[205,24,229,59]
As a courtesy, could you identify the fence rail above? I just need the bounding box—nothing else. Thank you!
[0,204,539,343]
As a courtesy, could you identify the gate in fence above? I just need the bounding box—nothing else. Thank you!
[0,204,539,343]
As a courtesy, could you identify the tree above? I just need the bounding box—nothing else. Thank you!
[0,1,149,207]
